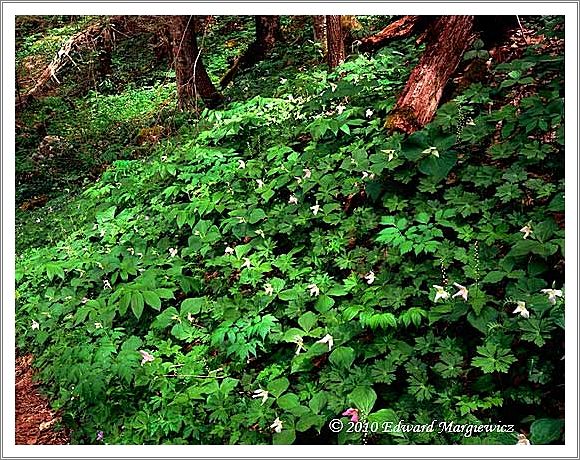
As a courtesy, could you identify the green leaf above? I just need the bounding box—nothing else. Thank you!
[329,347,355,369]
[143,291,161,310]
[273,428,296,445]
[530,418,564,444]
[349,386,377,415]
[298,311,318,332]
[277,393,300,410]
[483,271,506,283]
[314,294,334,312]
[181,297,204,315]
[130,292,145,320]
[418,150,457,179]
[268,378,290,398]
[155,288,175,299]
[248,208,267,224]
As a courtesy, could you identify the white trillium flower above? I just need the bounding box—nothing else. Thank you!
[139,350,155,365]
[280,78,288,84]
[237,216,246,224]
[516,434,531,445]
[288,195,298,205]
[540,288,563,304]
[336,104,346,115]
[252,388,269,405]
[316,334,334,351]
[270,417,283,433]
[362,171,369,180]
[303,168,312,179]
[433,285,450,302]
[293,335,306,355]
[520,225,533,239]
[513,301,530,319]
[103,279,112,290]
[255,229,265,238]
[238,159,246,169]
[264,283,274,296]
[242,257,252,269]
[310,203,321,216]
[168,247,178,258]
[225,246,235,255]
[365,109,373,118]
[31,320,40,330]
[256,179,265,189]
[364,271,376,285]
[187,312,195,323]
[307,283,320,297]
[94,322,103,329]
[452,283,469,301]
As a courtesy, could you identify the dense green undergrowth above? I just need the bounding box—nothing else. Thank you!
[15,16,565,445]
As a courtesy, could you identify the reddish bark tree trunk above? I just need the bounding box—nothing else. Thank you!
[169,15,221,110]
[313,15,327,56]
[220,15,280,88]
[358,16,425,53]
[387,15,475,134]
[326,15,345,69]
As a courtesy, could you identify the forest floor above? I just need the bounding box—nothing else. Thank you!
[15,354,70,445]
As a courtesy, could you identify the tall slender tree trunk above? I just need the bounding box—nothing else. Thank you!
[220,15,280,88]
[169,15,221,110]
[326,15,345,69]
[387,15,475,134]
[313,15,327,56]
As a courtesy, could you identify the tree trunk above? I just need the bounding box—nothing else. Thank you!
[169,15,221,110]
[220,15,279,88]
[358,16,426,53]
[326,15,345,69]
[313,15,327,56]
[387,15,475,134]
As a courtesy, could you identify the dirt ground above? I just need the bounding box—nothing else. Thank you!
[15,354,70,445]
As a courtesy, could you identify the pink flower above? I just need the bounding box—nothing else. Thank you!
[342,408,359,422]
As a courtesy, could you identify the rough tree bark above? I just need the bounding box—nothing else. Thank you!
[387,15,475,134]
[220,16,280,88]
[313,15,327,56]
[169,15,222,110]
[326,15,345,69]
[358,16,426,53]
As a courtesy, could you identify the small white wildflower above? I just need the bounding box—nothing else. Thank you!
[127,247,135,255]
[433,285,450,302]
[280,78,287,84]
[288,195,298,205]
[307,283,320,297]
[238,159,246,169]
[103,279,112,290]
[362,171,369,180]
[256,229,265,238]
[293,335,306,355]
[513,301,530,319]
[540,288,563,305]
[270,417,283,433]
[139,350,155,365]
[160,155,168,162]
[310,203,321,216]
[422,146,440,158]
[336,104,346,115]
[264,283,274,296]
[295,176,303,184]
[237,216,246,224]
[35,218,41,223]
[365,109,373,118]
[94,322,102,329]
[242,257,252,269]
[520,224,533,239]
[144,216,149,221]
[81,297,89,304]
[516,434,531,445]
[168,247,178,258]
[187,312,195,323]
[224,246,235,255]
[252,388,269,405]
[316,334,334,351]
[31,320,40,330]
[364,271,376,285]
[303,168,312,179]
[256,179,265,189]
[452,282,469,301]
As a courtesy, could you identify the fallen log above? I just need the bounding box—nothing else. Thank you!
[386,15,475,134]
[358,15,427,53]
